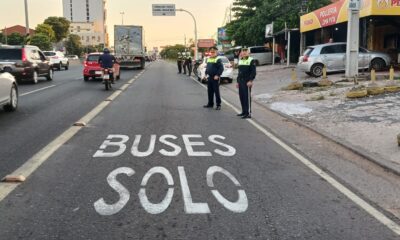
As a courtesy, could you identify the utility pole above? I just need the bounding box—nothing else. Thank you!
[345,0,360,78]
[177,9,198,60]
[24,0,30,35]
[120,12,125,25]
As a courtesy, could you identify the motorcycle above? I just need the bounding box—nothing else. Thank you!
[102,68,113,91]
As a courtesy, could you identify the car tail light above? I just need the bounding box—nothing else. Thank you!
[303,55,309,62]
[84,61,88,67]
[52,56,59,59]
[22,48,27,62]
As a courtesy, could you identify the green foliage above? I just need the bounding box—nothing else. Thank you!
[35,24,56,42]
[44,17,70,42]
[65,34,83,56]
[160,44,187,59]
[0,33,4,44]
[30,33,52,51]
[226,0,332,46]
[7,33,25,45]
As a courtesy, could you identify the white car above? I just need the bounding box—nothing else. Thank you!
[0,65,18,112]
[196,56,234,83]
[43,51,69,71]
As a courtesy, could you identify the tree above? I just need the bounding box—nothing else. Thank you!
[35,24,56,42]
[225,0,332,46]
[30,33,52,50]
[44,17,70,42]
[65,34,83,56]
[160,44,186,59]
[7,33,24,45]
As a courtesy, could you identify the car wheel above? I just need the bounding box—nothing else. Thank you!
[305,72,313,76]
[370,58,385,71]
[46,68,54,81]
[311,64,323,77]
[33,71,39,84]
[4,84,18,112]
[254,60,260,66]
[65,62,69,70]
[84,76,89,81]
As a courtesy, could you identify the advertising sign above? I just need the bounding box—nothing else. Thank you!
[198,39,216,48]
[152,4,176,16]
[218,28,229,41]
[265,23,274,38]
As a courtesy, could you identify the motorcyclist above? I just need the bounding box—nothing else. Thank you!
[98,48,117,83]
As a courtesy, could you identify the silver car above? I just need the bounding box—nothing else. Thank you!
[0,65,18,112]
[248,46,280,66]
[297,42,391,77]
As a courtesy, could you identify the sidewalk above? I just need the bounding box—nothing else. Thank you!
[226,64,400,174]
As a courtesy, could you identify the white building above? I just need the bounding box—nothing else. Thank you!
[62,0,108,46]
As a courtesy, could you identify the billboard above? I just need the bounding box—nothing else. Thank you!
[198,39,216,48]
[218,27,229,42]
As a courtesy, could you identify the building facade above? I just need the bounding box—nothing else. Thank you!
[62,0,108,46]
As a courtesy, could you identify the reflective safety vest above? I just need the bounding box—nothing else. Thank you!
[207,57,220,63]
[239,57,254,66]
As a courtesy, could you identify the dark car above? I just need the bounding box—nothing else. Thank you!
[0,45,54,84]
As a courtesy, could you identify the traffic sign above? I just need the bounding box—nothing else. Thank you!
[349,0,360,11]
[152,4,176,16]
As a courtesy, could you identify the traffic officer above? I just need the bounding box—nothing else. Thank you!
[177,52,183,74]
[182,52,188,75]
[185,53,193,76]
[204,47,224,110]
[237,47,256,119]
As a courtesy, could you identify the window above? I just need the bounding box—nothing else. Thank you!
[87,54,100,62]
[320,45,346,54]
[30,50,40,60]
[0,49,22,60]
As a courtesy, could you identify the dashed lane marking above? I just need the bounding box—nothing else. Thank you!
[189,76,400,236]
[0,72,145,202]
[20,85,57,97]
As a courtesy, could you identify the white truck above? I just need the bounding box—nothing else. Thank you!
[114,25,145,69]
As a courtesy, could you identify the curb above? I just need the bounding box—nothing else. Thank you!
[222,85,400,178]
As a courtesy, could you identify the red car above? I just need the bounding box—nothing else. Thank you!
[83,52,121,81]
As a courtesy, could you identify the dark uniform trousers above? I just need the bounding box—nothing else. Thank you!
[177,60,182,73]
[238,82,250,115]
[183,59,188,74]
[207,78,221,107]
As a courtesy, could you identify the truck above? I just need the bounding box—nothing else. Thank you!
[114,25,145,69]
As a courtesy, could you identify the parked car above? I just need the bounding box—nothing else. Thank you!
[83,52,121,81]
[67,55,79,60]
[297,42,392,77]
[248,46,280,66]
[0,65,18,112]
[43,51,69,71]
[0,45,53,84]
[196,56,234,83]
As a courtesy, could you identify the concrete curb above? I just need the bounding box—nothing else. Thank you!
[222,85,400,178]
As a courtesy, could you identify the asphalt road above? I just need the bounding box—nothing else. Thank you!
[0,61,398,239]
[0,64,140,178]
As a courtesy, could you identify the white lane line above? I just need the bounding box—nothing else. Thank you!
[20,85,57,97]
[189,76,400,235]
[0,71,145,202]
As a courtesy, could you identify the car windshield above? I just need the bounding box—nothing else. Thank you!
[87,55,100,62]
[303,48,314,56]
[0,49,22,60]
[43,52,56,56]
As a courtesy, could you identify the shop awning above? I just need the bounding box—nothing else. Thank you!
[300,0,400,33]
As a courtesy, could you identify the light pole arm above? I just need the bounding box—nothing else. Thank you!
[177,9,198,60]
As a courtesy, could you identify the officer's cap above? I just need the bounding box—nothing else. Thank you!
[209,46,218,51]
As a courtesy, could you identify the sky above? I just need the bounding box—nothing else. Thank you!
[0,0,234,49]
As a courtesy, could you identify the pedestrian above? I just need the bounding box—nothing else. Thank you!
[182,52,188,75]
[177,52,183,74]
[185,53,193,76]
[204,47,224,110]
[236,47,256,119]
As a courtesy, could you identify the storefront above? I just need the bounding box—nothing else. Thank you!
[300,0,400,63]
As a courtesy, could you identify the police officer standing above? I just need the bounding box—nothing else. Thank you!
[204,47,224,110]
[182,52,188,75]
[185,53,193,76]
[237,47,256,118]
[177,52,183,74]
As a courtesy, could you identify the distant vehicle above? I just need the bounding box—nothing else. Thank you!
[0,45,53,84]
[43,51,69,70]
[0,65,18,112]
[83,52,120,81]
[196,56,233,83]
[248,46,280,66]
[297,42,392,77]
[114,25,145,69]
[67,55,79,60]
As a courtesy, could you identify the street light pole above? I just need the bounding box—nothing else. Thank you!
[176,9,198,60]
[120,12,125,25]
[345,0,360,78]
[24,0,30,35]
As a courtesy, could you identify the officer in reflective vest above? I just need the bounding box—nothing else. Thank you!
[177,52,183,74]
[204,47,224,110]
[237,48,256,118]
[182,52,188,75]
